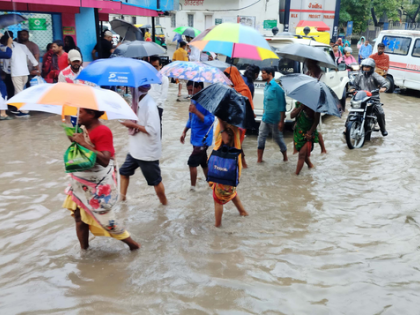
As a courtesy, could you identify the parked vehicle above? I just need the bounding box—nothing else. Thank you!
[373,30,420,93]
[345,89,381,149]
[227,36,349,123]
[135,24,167,50]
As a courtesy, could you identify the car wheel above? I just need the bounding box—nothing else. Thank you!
[385,75,394,93]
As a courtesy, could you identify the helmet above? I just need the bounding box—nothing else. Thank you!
[344,47,353,54]
[361,58,375,76]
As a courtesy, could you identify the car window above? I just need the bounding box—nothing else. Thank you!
[412,39,420,57]
[383,36,411,56]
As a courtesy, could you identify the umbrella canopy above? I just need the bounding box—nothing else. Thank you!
[76,57,161,87]
[189,23,278,61]
[111,40,165,58]
[276,43,336,69]
[191,83,256,129]
[173,26,201,38]
[280,74,342,118]
[135,24,152,29]
[160,61,232,85]
[7,83,138,121]
[202,60,231,71]
[0,14,27,29]
[110,19,143,41]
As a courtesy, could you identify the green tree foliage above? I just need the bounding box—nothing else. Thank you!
[404,0,420,23]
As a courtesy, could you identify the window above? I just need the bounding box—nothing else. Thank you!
[131,16,136,24]
[188,14,194,27]
[383,36,411,56]
[412,39,420,57]
[171,14,176,28]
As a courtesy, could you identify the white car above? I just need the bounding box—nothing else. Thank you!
[232,36,349,123]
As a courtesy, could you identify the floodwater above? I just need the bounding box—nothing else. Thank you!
[1,87,420,315]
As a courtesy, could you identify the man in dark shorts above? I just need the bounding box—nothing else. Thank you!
[119,84,168,204]
[180,81,215,191]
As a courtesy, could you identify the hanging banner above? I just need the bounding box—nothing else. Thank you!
[263,20,277,30]
[346,21,353,36]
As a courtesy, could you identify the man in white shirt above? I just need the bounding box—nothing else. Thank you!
[119,84,168,205]
[148,56,169,138]
[5,32,39,117]
[186,36,200,61]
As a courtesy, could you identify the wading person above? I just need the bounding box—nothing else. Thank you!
[242,65,260,98]
[257,67,288,163]
[180,81,214,191]
[224,66,255,168]
[172,41,189,98]
[119,84,168,205]
[359,39,372,63]
[212,118,248,227]
[304,59,327,154]
[62,108,140,251]
[291,102,320,175]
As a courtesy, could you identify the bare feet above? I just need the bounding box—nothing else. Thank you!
[321,149,327,154]
[239,210,249,216]
[120,195,126,202]
[307,162,314,169]
[257,159,263,163]
[282,151,288,162]
[215,222,221,227]
[122,237,141,251]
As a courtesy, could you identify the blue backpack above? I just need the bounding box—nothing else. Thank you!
[207,145,241,187]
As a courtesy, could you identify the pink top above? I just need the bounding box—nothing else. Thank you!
[338,55,357,66]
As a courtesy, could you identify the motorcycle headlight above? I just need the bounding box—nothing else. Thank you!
[351,100,362,109]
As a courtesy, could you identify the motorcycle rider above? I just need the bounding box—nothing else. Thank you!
[352,58,390,136]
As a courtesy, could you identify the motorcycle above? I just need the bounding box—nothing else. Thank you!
[345,89,382,149]
[347,63,360,94]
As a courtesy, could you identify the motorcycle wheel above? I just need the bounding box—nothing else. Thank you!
[346,120,366,149]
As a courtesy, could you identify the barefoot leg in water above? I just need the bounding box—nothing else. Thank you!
[295,144,309,175]
[214,200,224,227]
[121,237,140,251]
[319,132,327,154]
[232,195,248,216]
[74,208,90,250]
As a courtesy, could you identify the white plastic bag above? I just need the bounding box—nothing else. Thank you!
[30,75,46,87]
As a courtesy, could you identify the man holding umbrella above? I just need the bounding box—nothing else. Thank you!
[180,81,214,191]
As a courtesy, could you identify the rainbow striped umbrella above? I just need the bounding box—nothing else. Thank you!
[189,23,278,61]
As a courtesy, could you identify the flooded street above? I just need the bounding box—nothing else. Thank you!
[1,86,420,314]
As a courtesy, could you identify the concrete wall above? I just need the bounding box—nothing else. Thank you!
[134,0,281,44]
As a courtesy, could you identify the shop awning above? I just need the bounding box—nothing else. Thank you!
[0,0,158,17]
[296,20,330,32]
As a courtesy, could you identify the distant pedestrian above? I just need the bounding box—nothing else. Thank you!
[148,56,169,137]
[58,49,85,84]
[333,44,342,62]
[185,36,200,61]
[242,65,260,98]
[180,81,214,191]
[172,41,189,98]
[357,36,366,63]
[369,43,389,77]
[257,67,288,163]
[91,31,117,60]
[0,34,14,101]
[45,40,68,83]
[119,84,168,205]
[18,30,40,81]
[41,43,53,78]
[0,36,12,120]
[64,36,77,53]
[338,47,357,65]
[359,39,372,63]
[6,32,39,117]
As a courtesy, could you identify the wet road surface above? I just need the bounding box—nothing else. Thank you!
[1,87,420,314]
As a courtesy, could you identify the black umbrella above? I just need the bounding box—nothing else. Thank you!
[276,43,336,69]
[110,19,143,41]
[137,24,152,29]
[203,60,231,70]
[0,14,27,29]
[191,83,256,129]
[280,74,342,117]
[111,40,165,58]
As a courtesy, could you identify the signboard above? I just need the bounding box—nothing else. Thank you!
[346,21,353,36]
[237,16,256,28]
[63,26,75,35]
[215,18,222,25]
[28,18,47,31]
[280,0,339,39]
[263,20,277,30]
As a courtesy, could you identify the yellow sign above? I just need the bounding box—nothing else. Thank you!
[63,26,75,35]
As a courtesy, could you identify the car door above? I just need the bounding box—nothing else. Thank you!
[404,36,420,90]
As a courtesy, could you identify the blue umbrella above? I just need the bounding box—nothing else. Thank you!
[76,57,161,87]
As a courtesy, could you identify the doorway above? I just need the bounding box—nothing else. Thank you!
[205,15,212,29]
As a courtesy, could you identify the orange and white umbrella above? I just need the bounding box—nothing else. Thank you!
[7,83,138,121]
